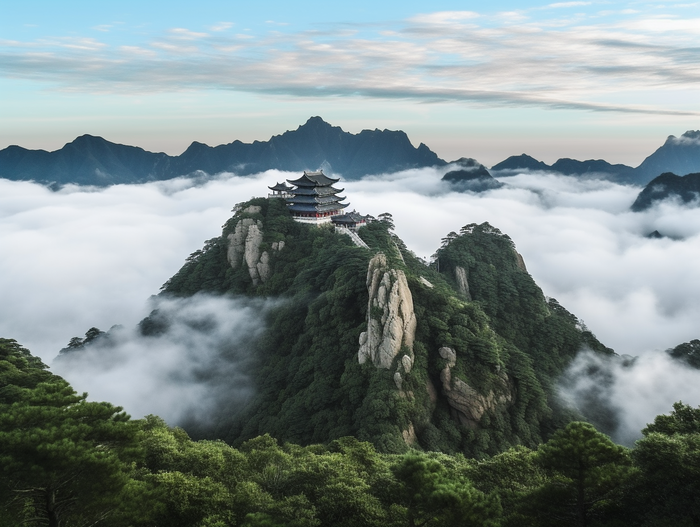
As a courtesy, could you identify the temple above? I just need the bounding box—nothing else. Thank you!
[283,171,349,224]
[267,182,293,199]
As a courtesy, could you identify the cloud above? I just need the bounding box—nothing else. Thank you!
[407,11,480,25]
[669,133,700,145]
[3,169,700,435]
[210,22,233,32]
[547,1,591,8]
[169,28,209,40]
[52,294,277,430]
[0,174,266,361]
[0,8,699,115]
[558,349,700,445]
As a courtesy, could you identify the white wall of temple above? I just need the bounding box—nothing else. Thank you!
[292,216,333,225]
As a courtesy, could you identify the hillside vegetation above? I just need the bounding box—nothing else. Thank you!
[141,197,614,456]
[3,338,700,526]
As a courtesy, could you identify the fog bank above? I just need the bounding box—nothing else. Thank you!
[52,293,277,429]
[2,167,700,430]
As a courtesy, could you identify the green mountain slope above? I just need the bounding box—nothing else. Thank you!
[141,197,613,456]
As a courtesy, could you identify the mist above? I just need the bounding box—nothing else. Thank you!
[52,293,278,430]
[558,349,700,445]
[2,166,700,433]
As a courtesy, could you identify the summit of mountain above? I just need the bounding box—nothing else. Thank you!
[0,117,446,186]
[58,194,614,455]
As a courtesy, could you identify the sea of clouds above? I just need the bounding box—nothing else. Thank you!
[2,168,700,439]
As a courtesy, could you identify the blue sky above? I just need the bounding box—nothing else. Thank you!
[2,0,700,165]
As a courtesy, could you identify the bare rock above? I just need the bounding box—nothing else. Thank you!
[455,266,472,300]
[439,346,457,367]
[394,372,403,390]
[257,251,271,283]
[243,205,261,214]
[402,422,417,446]
[227,218,256,269]
[358,253,417,369]
[244,222,264,284]
[514,250,527,272]
[401,354,413,374]
[227,217,271,285]
[419,276,434,288]
[438,346,513,428]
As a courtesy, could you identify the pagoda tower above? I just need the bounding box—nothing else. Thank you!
[267,182,293,199]
[285,171,349,224]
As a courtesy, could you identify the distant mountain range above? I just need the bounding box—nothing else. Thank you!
[0,117,444,186]
[492,155,637,182]
[2,117,700,188]
[491,131,700,186]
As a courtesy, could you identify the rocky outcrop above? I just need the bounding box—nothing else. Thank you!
[402,422,417,446]
[514,251,527,272]
[438,346,512,429]
[454,266,472,300]
[419,276,434,288]
[358,253,417,369]
[226,206,282,285]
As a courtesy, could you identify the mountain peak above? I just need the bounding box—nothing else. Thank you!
[491,153,549,172]
[299,116,334,130]
[69,134,109,147]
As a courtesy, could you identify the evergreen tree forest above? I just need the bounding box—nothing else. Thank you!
[3,198,700,525]
[3,338,700,526]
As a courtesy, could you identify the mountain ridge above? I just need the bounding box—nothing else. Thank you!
[490,130,700,185]
[0,117,445,186]
[4,120,700,187]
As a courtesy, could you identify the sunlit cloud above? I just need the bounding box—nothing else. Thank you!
[0,8,698,115]
[547,1,591,8]
[169,27,209,40]
[210,22,234,32]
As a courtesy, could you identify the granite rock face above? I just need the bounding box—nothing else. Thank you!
[358,253,417,369]
[454,266,471,300]
[226,206,277,285]
[438,346,513,429]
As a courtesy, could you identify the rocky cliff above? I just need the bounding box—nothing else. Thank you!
[358,253,416,369]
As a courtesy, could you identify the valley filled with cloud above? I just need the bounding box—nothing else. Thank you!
[3,168,700,440]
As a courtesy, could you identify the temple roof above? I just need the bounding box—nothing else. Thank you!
[291,186,344,196]
[287,170,340,187]
[287,194,346,205]
[332,211,367,224]
[268,182,293,192]
[287,202,349,213]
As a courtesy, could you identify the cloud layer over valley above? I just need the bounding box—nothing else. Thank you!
[52,294,276,430]
[2,169,700,432]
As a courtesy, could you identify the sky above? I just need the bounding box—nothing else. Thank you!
[2,0,700,166]
[3,169,700,441]
[3,1,700,440]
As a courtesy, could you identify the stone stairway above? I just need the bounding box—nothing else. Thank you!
[335,226,370,249]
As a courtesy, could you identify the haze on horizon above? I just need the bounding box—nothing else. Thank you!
[2,0,700,166]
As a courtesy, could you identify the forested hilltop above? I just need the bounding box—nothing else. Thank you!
[3,337,700,526]
[63,196,612,455]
